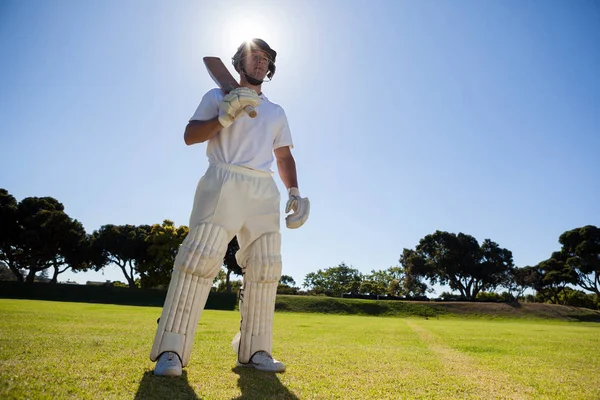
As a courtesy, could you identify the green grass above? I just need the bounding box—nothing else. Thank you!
[275,295,600,321]
[275,295,448,317]
[1,299,599,399]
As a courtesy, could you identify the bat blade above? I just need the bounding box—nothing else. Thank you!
[203,56,257,118]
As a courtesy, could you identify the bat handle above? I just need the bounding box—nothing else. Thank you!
[244,105,257,118]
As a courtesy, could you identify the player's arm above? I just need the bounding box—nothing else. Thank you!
[274,146,298,189]
[275,146,310,229]
[184,87,260,146]
[184,118,222,145]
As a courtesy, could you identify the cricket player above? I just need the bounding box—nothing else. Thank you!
[150,38,309,376]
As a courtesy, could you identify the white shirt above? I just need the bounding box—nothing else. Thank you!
[190,88,294,172]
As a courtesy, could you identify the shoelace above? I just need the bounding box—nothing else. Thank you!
[162,353,180,366]
[253,351,274,363]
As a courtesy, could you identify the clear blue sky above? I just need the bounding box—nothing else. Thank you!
[1,0,598,292]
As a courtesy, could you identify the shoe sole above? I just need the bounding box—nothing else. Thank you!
[154,368,182,377]
[236,362,285,373]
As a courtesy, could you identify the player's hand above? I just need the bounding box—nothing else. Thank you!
[218,87,260,128]
[285,187,310,229]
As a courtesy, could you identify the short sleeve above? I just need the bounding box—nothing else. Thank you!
[273,107,294,150]
[189,89,222,121]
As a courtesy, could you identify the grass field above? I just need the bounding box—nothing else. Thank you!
[1,299,599,399]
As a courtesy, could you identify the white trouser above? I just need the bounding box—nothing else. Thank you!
[189,162,281,257]
[150,162,282,366]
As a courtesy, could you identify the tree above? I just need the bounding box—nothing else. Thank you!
[401,272,430,298]
[42,214,93,284]
[368,265,427,297]
[137,220,188,289]
[16,196,65,282]
[360,268,397,296]
[214,268,243,293]
[0,261,18,281]
[50,230,92,283]
[557,287,600,309]
[303,262,362,297]
[400,231,514,300]
[36,268,50,282]
[557,225,600,296]
[0,189,22,281]
[278,275,298,294]
[92,224,152,289]
[280,275,296,286]
[136,227,243,292]
[3,195,91,283]
[536,256,578,305]
[506,266,540,301]
[222,236,243,293]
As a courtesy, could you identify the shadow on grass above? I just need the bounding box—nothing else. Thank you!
[231,366,299,400]
[134,370,199,400]
[570,314,600,322]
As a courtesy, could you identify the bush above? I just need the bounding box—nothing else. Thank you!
[277,284,298,295]
[438,292,466,301]
[561,289,599,310]
[476,292,503,302]
[523,294,535,303]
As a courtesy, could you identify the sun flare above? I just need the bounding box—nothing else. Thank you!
[226,16,274,51]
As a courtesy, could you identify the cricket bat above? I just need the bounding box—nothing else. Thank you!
[203,56,257,118]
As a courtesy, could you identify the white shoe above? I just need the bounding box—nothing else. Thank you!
[154,351,182,376]
[237,351,286,373]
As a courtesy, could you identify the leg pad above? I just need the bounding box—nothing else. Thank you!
[150,223,228,366]
[235,233,282,363]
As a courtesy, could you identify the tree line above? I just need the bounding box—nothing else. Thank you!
[304,227,599,309]
[0,189,288,293]
[1,189,598,308]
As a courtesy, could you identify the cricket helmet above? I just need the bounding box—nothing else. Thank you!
[232,38,277,84]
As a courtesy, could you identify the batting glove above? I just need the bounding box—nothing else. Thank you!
[285,187,310,229]
[218,87,260,128]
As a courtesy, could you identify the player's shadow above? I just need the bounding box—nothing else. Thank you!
[231,366,299,400]
[134,370,200,400]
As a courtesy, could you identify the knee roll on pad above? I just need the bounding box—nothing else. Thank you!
[235,233,283,363]
[150,223,228,367]
[174,222,229,277]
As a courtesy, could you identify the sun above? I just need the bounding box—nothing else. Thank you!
[225,16,274,50]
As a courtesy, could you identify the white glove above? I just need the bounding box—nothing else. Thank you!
[218,87,260,128]
[285,187,310,229]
